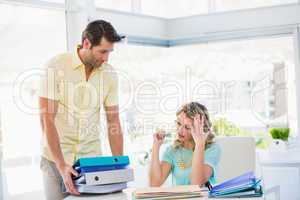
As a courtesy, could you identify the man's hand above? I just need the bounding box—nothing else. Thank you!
[57,163,80,195]
[40,97,80,195]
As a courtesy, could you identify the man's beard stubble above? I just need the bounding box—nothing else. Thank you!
[84,57,102,69]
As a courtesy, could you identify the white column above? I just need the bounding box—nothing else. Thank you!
[208,0,216,13]
[293,27,300,136]
[0,109,3,200]
[65,0,96,51]
[0,150,2,200]
[131,0,141,13]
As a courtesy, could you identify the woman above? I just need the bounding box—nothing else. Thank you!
[149,102,221,186]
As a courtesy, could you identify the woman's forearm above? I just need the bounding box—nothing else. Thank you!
[190,144,206,185]
[149,144,162,186]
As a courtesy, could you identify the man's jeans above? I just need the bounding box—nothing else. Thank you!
[40,157,69,200]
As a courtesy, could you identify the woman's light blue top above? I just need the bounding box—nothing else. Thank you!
[162,143,221,185]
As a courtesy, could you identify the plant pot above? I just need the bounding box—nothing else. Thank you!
[269,139,287,152]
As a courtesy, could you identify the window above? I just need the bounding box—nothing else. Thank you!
[215,0,297,12]
[165,37,295,142]
[95,0,132,12]
[106,37,294,164]
[138,0,297,18]
[140,0,209,18]
[0,3,66,198]
[40,0,65,3]
[98,36,294,185]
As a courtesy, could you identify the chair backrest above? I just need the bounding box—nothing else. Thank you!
[215,136,256,183]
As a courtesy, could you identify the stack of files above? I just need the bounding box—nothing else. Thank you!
[209,171,263,198]
[133,185,203,199]
[73,156,134,194]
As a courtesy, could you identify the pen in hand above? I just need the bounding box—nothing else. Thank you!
[205,181,213,191]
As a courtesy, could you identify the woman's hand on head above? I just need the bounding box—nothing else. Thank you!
[191,114,208,147]
[153,130,166,148]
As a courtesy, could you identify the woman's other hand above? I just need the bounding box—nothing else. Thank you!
[153,130,166,148]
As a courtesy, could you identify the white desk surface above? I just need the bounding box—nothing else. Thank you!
[258,150,300,167]
[64,189,264,200]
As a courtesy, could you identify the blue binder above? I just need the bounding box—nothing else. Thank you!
[71,155,132,195]
[210,186,263,198]
[73,156,129,173]
[75,182,127,194]
[211,171,256,192]
[209,171,263,198]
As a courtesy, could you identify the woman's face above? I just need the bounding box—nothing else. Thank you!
[175,112,194,142]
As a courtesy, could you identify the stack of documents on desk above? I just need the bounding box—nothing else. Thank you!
[133,185,203,199]
[209,171,263,198]
[73,156,134,194]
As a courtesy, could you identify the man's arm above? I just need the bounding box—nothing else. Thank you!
[105,105,123,156]
[39,97,79,195]
[39,97,64,167]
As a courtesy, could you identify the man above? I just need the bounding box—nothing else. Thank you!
[39,20,124,200]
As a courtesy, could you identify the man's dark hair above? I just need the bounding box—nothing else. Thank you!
[81,20,124,47]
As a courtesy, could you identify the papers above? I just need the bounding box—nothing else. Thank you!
[133,185,203,199]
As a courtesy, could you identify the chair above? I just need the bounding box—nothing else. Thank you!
[215,136,285,199]
[215,136,256,183]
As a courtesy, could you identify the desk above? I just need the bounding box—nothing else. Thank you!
[64,189,264,200]
[258,150,300,200]
[259,150,300,183]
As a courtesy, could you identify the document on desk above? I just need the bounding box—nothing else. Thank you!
[133,185,203,199]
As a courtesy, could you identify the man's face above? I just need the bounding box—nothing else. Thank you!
[83,37,114,68]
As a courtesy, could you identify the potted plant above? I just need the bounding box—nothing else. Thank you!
[269,127,290,151]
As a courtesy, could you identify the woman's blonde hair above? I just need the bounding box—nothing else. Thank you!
[173,102,215,150]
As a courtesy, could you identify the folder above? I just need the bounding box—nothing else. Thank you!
[74,168,134,186]
[73,156,129,173]
[209,171,263,198]
[72,156,133,195]
[210,185,263,198]
[211,171,256,192]
[75,182,127,194]
[74,165,127,173]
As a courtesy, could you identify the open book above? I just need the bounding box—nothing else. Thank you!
[133,185,203,199]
